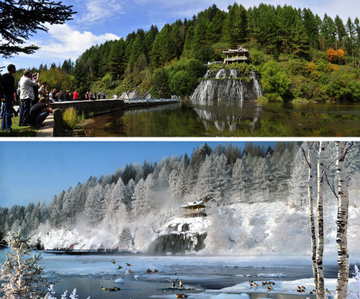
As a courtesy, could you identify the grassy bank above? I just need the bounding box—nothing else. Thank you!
[0,116,38,137]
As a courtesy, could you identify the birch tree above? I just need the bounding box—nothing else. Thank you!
[316,141,325,299]
[301,143,318,292]
[302,141,325,298]
[334,141,353,299]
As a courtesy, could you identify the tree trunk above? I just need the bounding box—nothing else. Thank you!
[308,146,319,291]
[335,142,350,299]
[316,141,325,299]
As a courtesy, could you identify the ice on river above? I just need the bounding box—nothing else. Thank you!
[1,251,359,299]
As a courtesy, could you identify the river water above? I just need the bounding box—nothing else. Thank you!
[77,101,360,137]
[1,250,358,299]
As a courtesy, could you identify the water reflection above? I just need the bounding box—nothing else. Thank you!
[77,101,360,137]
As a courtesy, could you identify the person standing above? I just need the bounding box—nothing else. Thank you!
[0,64,16,132]
[19,69,40,126]
[57,90,64,102]
[73,90,79,101]
[38,81,48,99]
[64,90,70,101]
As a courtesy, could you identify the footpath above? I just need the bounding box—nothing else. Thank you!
[14,105,54,137]
[35,112,54,137]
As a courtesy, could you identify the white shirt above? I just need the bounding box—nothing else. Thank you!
[38,85,46,98]
[19,76,38,100]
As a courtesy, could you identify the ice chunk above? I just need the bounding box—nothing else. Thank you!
[114,278,125,285]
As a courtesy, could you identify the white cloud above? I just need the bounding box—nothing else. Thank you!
[21,23,121,62]
[77,0,125,24]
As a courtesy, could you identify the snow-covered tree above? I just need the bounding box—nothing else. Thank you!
[45,285,90,299]
[103,178,128,230]
[194,155,214,200]
[212,153,230,203]
[119,227,134,249]
[131,178,146,218]
[348,265,360,299]
[231,157,247,203]
[289,147,309,207]
[85,184,105,226]
[1,231,49,298]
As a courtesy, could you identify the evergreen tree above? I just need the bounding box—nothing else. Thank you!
[1,232,49,298]
[303,8,320,50]
[107,40,126,80]
[151,68,171,98]
[292,20,310,58]
[335,15,347,47]
[0,0,75,57]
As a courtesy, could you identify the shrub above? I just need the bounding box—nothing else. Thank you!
[261,60,291,102]
[62,107,83,130]
[102,74,112,86]
[257,96,268,103]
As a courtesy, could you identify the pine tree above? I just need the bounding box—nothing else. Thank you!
[1,231,49,298]
[119,227,134,249]
[0,0,75,57]
[335,15,347,48]
[292,20,310,58]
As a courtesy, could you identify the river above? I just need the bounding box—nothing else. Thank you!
[76,101,360,137]
[1,250,359,299]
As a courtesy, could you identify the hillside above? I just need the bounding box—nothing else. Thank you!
[12,3,360,103]
[1,142,360,255]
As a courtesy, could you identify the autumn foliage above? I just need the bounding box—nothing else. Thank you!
[326,49,347,65]
[329,63,338,71]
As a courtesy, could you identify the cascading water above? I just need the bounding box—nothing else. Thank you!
[188,67,264,134]
[249,69,263,98]
[215,68,226,79]
[189,68,263,105]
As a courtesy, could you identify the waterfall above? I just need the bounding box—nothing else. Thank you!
[249,69,263,98]
[215,68,226,79]
[229,69,238,78]
[189,68,263,104]
[147,232,207,254]
[204,69,211,79]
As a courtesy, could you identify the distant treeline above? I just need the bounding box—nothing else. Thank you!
[13,3,360,102]
[2,141,360,243]
[0,142,298,237]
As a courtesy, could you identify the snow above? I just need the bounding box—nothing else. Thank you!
[30,198,360,257]
[214,278,357,296]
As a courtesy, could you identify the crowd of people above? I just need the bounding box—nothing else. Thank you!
[0,65,103,132]
[0,65,109,132]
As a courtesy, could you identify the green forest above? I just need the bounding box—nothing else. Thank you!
[14,3,360,102]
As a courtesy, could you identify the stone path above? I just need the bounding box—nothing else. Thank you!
[35,112,54,137]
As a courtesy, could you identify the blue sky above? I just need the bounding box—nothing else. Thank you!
[1,0,359,70]
[0,141,276,208]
